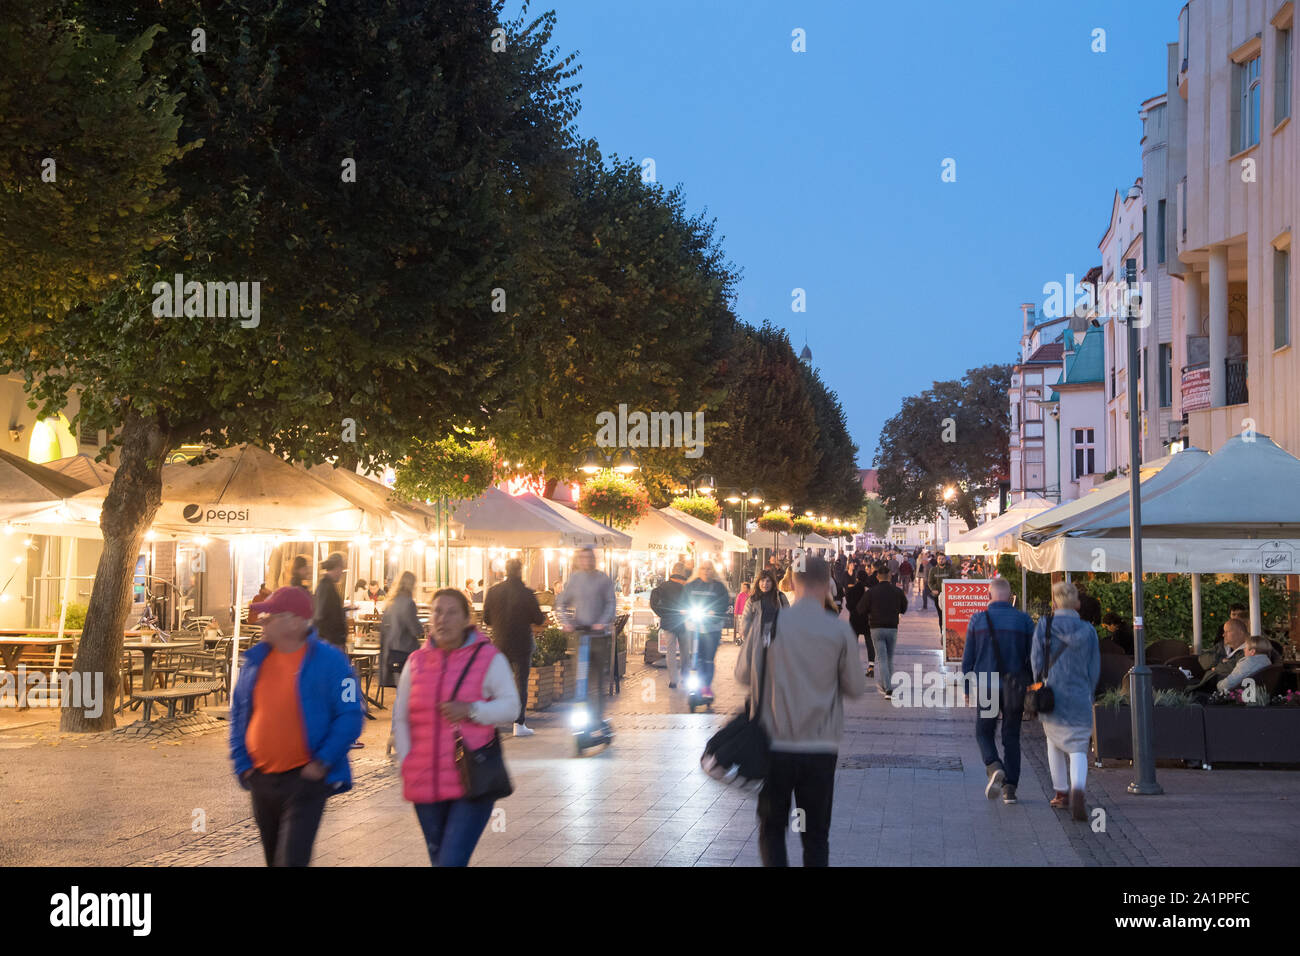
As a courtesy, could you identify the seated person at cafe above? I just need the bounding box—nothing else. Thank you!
[247,582,272,624]
[1215,633,1274,694]
[353,579,369,600]
[1189,618,1249,693]
[1100,611,1134,655]
[1211,603,1249,655]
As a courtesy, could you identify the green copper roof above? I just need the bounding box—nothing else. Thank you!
[1062,327,1103,384]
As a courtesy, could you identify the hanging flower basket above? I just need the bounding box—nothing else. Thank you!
[790,517,815,539]
[813,521,838,539]
[757,512,792,534]
[671,495,720,524]
[577,472,650,529]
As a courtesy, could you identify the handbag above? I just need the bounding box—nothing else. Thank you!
[700,600,777,787]
[444,640,514,801]
[1024,613,1067,717]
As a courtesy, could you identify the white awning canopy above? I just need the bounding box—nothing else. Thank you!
[946,496,1053,556]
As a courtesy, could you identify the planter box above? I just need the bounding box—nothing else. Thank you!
[552,657,576,700]
[527,664,555,710]
[1203,706,1300,764]
[1092,704,1206,763]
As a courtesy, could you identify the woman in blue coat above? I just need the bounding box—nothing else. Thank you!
[1031,581,1100,822]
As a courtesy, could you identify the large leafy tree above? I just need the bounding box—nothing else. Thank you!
[701,321,819,507]
[874,364,1011,529]
[489,149,738,493]
[1,0,580,730]
[0,0,188,322]
[799,363,865,517]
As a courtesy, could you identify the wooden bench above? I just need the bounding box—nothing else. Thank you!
[130,680,223,721]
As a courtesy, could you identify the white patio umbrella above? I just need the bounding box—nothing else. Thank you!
[659,507,749,553]
[450,486,602,548]
[514,493,632,549]
[0,449,97,653]
[44,453,116,488]
[946,495,1053,556]
[623,508,696,554]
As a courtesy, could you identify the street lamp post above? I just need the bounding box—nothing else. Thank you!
[1124,257,1162,796]
[725,490,762,580]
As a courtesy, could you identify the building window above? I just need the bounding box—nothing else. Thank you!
[1278,25,1293,125]
[1277,246,1291,349]
[1234,54,1262,152]
[1072,428,1096,479]
[1159,343,1173,407]
[1157,200,1166,264]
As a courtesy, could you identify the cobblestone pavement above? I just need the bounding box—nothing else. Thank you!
[3,600,1298,866]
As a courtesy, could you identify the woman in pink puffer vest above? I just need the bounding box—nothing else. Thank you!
[394,588,520,866]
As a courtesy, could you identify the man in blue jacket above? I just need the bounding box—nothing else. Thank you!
[230,586,363,866]
[961,577,1034,804]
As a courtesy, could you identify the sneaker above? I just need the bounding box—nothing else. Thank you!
[1002,784,1017,805]
[701,685,714,699]
[513,723,535,737]
[877,687,892,699]
[985,767,1005,800]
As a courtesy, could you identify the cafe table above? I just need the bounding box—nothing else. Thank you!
[121,636,200,694]
[0,630,76,709]
[346,646,383,709]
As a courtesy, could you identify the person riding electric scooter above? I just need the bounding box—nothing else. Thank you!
[555,547,617,753]
[682,561,731,710]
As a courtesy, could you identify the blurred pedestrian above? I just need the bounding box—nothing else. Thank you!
[683,560,731,700]
[1032,581,1100,822]
[394,589,519,866]
[961,578,1034,804]
[482,558,546,737]
[230,587,363,866]
[735,556,866,866]
[858,561,908,698]
[313,552,348,648]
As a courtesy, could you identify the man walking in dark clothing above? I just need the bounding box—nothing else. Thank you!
[858,561,908,697]
[961,578,1034,804]
[313,552,348,648]
[482,558,546,737]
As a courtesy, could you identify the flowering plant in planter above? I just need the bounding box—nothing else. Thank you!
[671,495,720,524]
[757,512,792,534]
[813,521,838,540]
[577,472,650,529]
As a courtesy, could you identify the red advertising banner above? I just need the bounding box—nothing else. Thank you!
[1181,366,1210,412]
[941,578,992,663]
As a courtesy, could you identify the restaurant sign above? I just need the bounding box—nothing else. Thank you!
[1223,541,1295,573]
[941,578,992,663]
[1181,366,1210,412]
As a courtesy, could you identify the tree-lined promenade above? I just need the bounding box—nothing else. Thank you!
[0,0,864,731]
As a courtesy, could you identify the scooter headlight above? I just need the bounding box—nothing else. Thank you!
[686,673,700,691]
[570,705,589,730]
[687,606,704,627]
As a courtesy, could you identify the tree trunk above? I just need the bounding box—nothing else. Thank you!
[60,412,172,732]
[543,475,559,499]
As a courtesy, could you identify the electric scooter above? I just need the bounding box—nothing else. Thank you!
[683,607,713,714]
[570,625,614,755]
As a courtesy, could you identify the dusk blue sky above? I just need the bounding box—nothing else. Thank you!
[517,0,1183,466]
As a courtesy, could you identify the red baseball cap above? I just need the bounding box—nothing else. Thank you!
[250,586,314,621]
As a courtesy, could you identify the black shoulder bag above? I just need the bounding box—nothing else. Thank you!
[1024,613,1067,717]
[701,601,777,787]
[446,640,514,801]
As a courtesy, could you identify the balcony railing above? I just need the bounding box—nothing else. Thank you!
[1226,357,1248,406]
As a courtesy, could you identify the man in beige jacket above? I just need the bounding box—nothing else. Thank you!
[736,555,866,866]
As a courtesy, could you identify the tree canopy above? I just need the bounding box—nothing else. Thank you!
[874,364,1011,529]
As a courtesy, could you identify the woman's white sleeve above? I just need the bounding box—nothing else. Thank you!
[393,662,414,762]
[473,653,521,726]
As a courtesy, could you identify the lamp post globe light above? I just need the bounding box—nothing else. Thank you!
[577,447,640,475]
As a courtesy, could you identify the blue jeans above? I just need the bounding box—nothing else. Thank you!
[873,628,898,694]
[694,630,721,686]
[414,798,495,866]
[974,674,1025,786]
